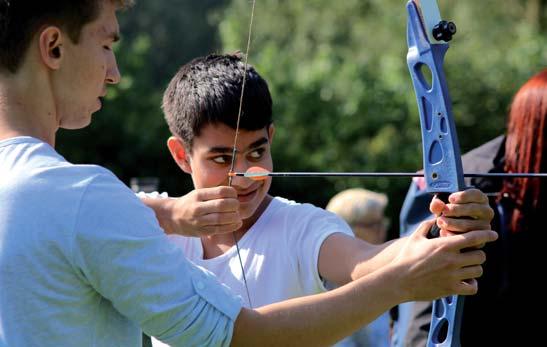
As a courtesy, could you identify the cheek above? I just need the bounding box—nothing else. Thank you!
[193,166,230,188]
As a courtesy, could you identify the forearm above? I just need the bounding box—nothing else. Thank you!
[350,237,407,280]
[231,267,403,347]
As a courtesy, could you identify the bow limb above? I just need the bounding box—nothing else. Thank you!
[406,1,464,346]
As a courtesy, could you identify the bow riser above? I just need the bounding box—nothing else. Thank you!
[407,2,465,194]
[406,1,465,346]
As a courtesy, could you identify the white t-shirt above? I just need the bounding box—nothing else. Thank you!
[0,137,242,347]
[152,196,352,347]
[172,196,352,306]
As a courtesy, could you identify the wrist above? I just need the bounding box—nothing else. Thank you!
[141,196,176,234]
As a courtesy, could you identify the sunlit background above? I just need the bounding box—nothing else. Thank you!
[57,0,547,238]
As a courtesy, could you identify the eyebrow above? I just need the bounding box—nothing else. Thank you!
[208,137,269,154]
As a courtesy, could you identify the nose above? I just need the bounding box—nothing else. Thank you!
[229,156,253,187]
[106,54,121,85]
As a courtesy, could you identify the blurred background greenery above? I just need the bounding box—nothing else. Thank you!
[57,0,547,239]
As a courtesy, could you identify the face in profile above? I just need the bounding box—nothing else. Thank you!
[55,1,121,130]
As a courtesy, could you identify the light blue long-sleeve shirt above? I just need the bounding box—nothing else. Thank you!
[0,137,242,347]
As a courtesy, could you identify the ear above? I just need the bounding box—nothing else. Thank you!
[167,136,193,174]
[267,123,275,143]
[38,26,64,70]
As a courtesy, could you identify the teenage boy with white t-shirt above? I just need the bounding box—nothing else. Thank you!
[144,53,496,346]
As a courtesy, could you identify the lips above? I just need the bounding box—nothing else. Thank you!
[237,188,258,203]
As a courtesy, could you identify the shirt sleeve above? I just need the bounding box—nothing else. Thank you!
[287,204,353,293]
[70,173,242,346]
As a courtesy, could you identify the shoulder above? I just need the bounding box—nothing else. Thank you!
[271,196,352,236]
[273,196,332,217]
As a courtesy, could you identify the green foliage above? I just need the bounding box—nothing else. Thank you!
[54,0,547,237]
[217,0,547,235]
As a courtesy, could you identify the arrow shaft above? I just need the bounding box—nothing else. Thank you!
[231,171,547,178]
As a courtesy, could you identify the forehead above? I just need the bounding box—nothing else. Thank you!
[82,2,120,39]
[194,123,269,148]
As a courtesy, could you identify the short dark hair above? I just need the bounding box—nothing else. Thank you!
[162,53,273,150]
[0,0,134,73]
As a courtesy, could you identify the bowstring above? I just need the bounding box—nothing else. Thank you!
[228,0,256,309]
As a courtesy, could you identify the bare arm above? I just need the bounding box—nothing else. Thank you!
[319,188,494,285]
[232,222,497,346]
[232,266,402,347]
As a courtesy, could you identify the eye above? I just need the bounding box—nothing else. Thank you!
[212,155,232,164]
[248,148,265,160]
[103,45,112,51]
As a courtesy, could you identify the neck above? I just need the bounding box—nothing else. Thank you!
[0,66,58,147]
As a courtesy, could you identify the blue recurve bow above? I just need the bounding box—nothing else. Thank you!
[406,0,464,346]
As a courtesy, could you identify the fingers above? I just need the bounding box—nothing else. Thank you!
[429,197,447,216]
[454,278,478,296]
[195,196,240,215]
[199,210,242,227]
[199,219,243,235]
[456,249,487,267]
[176,186,243,236]
[192,195,242,234]
[412,219,437,238]
[442,229,498,251]
[194,186,238,201]
[430,188,494,234]
[430,188,491,215]
[456,264,484,281]
[448,188,489,204]
[436,215,491,233]
[440,202,494,223]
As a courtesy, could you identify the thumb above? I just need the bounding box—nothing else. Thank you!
[413,219,436,238]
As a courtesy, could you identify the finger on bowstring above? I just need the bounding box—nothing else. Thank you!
[199,210,241,227]
[195,186,238,201]
[201,221,243,235]
[195,196,240,216]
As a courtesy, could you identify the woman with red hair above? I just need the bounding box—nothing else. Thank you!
[501,68,547,234]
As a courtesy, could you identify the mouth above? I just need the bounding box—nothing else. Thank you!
[237,188,258,203]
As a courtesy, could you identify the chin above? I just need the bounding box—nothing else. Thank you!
[60,116,92,130]
[239,205,259,220]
